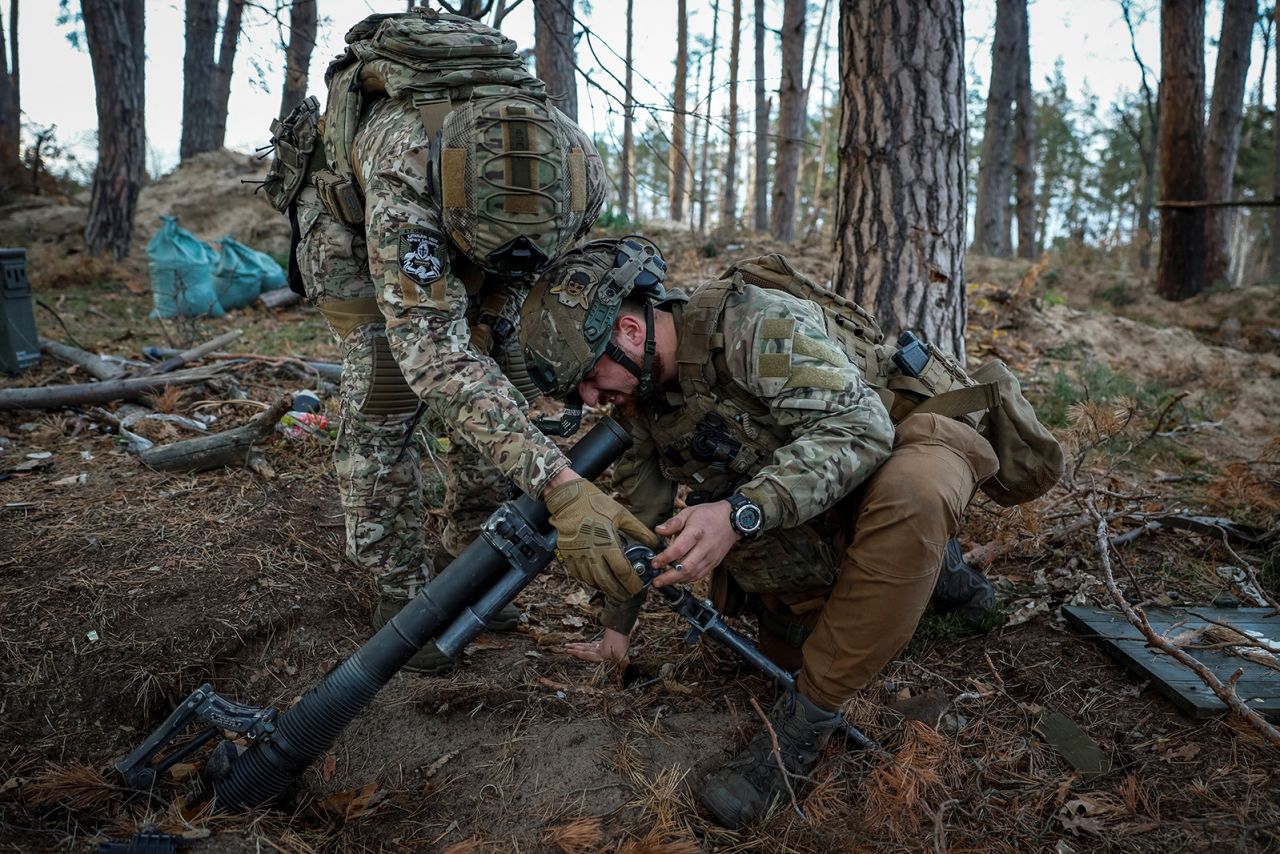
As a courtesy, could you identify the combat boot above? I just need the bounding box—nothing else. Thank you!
[930,538,996,621]
[700,690,842,829]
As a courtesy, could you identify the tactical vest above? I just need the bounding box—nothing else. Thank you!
[649,255,1064,510]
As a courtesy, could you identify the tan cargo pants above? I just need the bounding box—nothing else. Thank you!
[780,413,999,710]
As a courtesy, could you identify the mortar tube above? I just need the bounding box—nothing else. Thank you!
[209,418,630,810]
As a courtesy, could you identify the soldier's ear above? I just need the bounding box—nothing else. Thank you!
[615,313,645,347]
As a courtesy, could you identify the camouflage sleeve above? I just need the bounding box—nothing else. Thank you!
[727,294,894,530]
[355,101,570,496]
[598,419,676,635]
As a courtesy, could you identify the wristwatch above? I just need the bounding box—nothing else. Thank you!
[726,494,764,540]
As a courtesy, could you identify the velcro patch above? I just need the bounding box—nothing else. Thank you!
[785,366,846,391]
[757,353,792,378]
[760,317,796,340]
[441,149,468,209]
[791,334,845,366]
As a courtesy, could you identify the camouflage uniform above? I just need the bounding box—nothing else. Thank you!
[297,92,598,597]
[603,282,998,709]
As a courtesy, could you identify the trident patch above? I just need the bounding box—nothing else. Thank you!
[399,230,445,286]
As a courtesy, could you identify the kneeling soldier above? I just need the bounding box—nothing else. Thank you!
[519,238,1000,828]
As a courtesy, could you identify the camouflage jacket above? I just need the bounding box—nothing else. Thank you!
[350,96,576,494]
[602,281,894,632]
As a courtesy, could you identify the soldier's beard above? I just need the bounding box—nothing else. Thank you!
[611,351,666,422]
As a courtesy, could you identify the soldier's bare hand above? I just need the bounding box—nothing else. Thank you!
[565,628,631,666]
[650,502,740,587]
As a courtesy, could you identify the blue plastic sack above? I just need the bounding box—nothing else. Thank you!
[212,237,264,311]
[250,247,288,292]
[147,217,223,318]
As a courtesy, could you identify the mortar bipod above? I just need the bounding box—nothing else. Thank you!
[114,683,278,789]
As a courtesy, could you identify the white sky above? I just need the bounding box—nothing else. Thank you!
[15,1,1277,178]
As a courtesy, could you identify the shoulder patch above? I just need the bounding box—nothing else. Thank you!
[399,229,445,287]
[791,334,846,366]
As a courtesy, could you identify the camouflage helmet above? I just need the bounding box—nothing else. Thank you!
[520,236,668,399]
[435,94,605,276]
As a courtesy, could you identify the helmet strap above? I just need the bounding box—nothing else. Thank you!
[603,302,658,400]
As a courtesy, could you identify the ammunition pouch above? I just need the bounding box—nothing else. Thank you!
[262,96,323,214]
[312,169,366,226]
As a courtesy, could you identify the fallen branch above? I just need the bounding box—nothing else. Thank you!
[0,366,227,411]
[138,396,291,473]
[1217,530,1279,614]
[259,288,302,310]
[143,347,341,382]
[1085,493,1280,749]
[133,329,244,377]
[38,338,123,381]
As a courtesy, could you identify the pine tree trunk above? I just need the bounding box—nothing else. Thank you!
[805,29,834,240]
[1157,0,1207,302]
[280,0,317,119]
[769,0,805,242]
[720,0,741,229]
[0,2,17,198]
[83,0,146,260]
[179,0,219,162]
[1012,0,1036,259]
[833,0,967,360]
[8,0,16,126]
[1272,5,1280,281]
[211,0,245,149]
[621,0,634,222]
[973,0,1021,257]
[534,0,578,121]
[752,0,769,231]
[1204,0,1256,286]
[670,0,688,222]
[697,0,720,234]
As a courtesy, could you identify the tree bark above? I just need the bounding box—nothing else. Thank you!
[1012,0,1036,259]
[83,0,146,260]
[180,0,219,162]
[8,0,16,127]
[1204,0,1256,286]
[834,0,967,360]
[534,0,577,121]
[0,1,17,199]
[697,0,720,234]
[280,0,317,119]
[621,0,634,222]
[752,0,769,231]
[139,396,290,473]
[720,0,742,230]
[669,0,688,222]
[1157,0,1207,302]
[1272,4,1280,282]
[973,0,1022,256]
[770,0,805,242]
[211,0,245,148]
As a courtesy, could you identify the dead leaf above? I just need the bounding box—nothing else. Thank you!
[1058,799,1106,836]
[167,762,199,782]
[1159,743,1201,762]
[565,588,593,609]
[51,473,87,487]
[319,781,385,821]
[561,614,586,628]
[320,753,337,782]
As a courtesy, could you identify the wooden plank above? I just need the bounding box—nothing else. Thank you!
[1063,605,1280,721]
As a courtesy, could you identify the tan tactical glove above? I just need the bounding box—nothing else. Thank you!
[544,478,661,602]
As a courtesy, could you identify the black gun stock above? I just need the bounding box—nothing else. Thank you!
[623,544,882,753]
[116,418,632,810]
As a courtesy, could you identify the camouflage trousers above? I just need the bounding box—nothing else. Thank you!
[296,188,507,598]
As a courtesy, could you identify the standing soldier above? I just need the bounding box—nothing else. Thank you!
[263,10,658,674]
[519,238,1013,828]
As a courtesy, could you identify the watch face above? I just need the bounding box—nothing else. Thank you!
[735,503,762,533]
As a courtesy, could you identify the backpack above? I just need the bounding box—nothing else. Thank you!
[710,254,1065,506]
[261,10,601,267]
